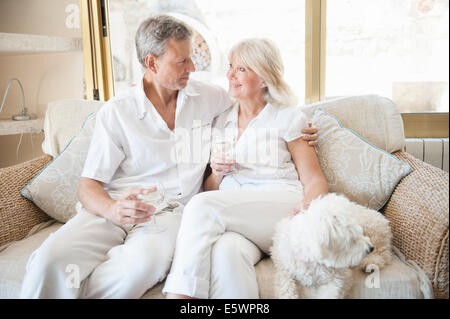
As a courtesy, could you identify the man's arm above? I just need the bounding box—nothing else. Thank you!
[301,121,319,146]
[77,104,155,225]
[77,177,155,225]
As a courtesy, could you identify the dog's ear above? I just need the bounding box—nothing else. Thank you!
[316,221,333,259]
[319,245,331,259]
[320,214,349,253]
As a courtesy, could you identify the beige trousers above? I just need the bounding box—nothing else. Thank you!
[19,203,182,298]
[163,189,303,299]
[19,201,266,299]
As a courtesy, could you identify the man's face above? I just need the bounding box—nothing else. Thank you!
[152,37,195,90]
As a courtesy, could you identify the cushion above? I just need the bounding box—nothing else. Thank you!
[255,253,432,299]
[0,155,53,248]
[0,222,431,299]
[21,112,97,223]
[42,99,104,157]
[0,222,63,298]
[301,95,405,153]
[311,107,412,211]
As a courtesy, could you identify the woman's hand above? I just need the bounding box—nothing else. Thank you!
[210,156,236,177]
[291,201,307,217]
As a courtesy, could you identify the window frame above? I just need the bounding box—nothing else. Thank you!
[81,0,449,138]
[80,0,114,101]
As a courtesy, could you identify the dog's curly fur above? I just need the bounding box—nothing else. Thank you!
[270,193,393,299]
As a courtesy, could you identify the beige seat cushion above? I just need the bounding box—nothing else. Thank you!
[255,254,432,299]
[0,224,431,299]
[0,222,63,298]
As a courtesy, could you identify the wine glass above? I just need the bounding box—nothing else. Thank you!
[211,134,236,174]
[136,182,166,234]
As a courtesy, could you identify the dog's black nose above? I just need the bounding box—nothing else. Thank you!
[367,246,374,254]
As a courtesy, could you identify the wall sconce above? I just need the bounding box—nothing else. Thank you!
[0,78,36,121]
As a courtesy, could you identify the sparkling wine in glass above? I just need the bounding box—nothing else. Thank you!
[136,182,166,234]
[211,135,236,174]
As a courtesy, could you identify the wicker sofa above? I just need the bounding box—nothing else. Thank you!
[0,95,448,299]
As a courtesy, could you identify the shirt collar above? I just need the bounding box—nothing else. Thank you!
[223,100,239,126]
[136,79,151,120]
[136,78,200,120]
[224,100,278,127]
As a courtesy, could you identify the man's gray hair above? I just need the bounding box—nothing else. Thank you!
[135,15,192,68]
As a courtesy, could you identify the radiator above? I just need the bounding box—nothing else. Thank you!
[404,138,449,172]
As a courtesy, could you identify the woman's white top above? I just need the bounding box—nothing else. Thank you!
[212,100,309,193]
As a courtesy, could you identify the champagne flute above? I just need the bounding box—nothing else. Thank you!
[136,182,166,234]
[211,134,236,174]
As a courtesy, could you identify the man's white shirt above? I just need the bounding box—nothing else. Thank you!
[81,79,232,204]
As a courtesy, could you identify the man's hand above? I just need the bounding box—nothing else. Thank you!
[106,187,157,225]
[301,121,319,147]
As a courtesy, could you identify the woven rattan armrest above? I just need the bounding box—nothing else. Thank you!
[0,155,53,247]
[382,151,449,298]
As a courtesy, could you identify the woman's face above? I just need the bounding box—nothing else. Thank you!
[226,57,265,102]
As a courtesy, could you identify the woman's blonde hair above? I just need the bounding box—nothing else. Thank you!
[228,38,297,107]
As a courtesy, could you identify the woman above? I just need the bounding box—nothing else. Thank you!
[163,38,328,299]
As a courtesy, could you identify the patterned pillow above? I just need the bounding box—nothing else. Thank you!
[21,112,96,223]
[311,107,412,210]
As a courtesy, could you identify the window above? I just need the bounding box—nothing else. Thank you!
[326,0,449,113]
[107,0,306,102]
[80,0,449,137]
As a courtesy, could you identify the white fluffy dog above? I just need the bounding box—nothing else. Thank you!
[271,193,393,299]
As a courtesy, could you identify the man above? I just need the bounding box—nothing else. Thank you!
[20,15,318,299]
